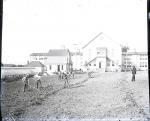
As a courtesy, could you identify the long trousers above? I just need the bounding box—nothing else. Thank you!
[59,74,62,80]
[132,74,135,81]
[24,84,29,92]
[37,80,42,89]
[64,79,69,87]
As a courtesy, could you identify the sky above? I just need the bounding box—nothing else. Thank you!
[2,0,147,64]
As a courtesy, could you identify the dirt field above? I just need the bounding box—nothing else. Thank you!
[1,71,149,121]
[1,73,87,120]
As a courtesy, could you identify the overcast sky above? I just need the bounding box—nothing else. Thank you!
[2,0,147,64]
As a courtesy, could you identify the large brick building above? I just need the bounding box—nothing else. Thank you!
[122,51,148,71]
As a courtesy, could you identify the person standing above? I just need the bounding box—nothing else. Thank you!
[58,71,62,80]
[131,66,136,81]
[22,74,29,92]
[63,72,69,87]
[34,73,42,89]
[72,71,75,79]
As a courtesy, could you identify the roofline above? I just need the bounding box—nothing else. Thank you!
[30,49,70,56]
[122,52,148,55]
[30,53,48,56]
[86,57,97,65]
[82,32,103,49]
[26,61,45,67]
[48,49,69,52]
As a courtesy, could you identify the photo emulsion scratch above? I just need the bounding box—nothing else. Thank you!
[1,0,149,121]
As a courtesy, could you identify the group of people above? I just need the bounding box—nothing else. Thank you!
[58,71,75,87]
[22,71,74,92]
[22,66,136,92]
[22,73,42,92]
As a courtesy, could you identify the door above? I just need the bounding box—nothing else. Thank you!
[57,65,60,72]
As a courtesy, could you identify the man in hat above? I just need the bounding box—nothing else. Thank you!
[22,74,29,92]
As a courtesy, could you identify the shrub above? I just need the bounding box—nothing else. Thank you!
[2,74,26,82]
[27,74,35,78]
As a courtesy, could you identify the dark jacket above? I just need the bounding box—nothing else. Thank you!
[132,67,136,74]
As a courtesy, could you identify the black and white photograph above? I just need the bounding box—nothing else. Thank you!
[1,0,149,121]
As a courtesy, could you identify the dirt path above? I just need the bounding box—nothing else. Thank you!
[3,72,149,120]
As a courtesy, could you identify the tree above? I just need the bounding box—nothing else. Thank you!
[17,65,24,67]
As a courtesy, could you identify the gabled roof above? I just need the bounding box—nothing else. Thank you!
[47,49,69,56]
[30,49,70,57]
[82,32,103,49]
[26,61,45,67]
[86,57,97,65]
[86,56,112,66]
[30,53,48,56]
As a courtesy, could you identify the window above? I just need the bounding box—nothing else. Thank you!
[62,65,63,70]
[49,65,51,70]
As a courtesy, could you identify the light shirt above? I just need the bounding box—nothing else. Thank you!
[22,76,29,84]
[34,74,41,81]
[22,76,28,82]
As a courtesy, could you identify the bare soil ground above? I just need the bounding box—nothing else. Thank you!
[1,71,149,121]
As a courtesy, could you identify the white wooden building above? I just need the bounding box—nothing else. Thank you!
[30,49,72,74]
[81,32,122,72]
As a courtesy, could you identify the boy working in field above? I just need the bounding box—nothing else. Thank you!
[34,73,42,89]
[22,74,29,92]
[63,72,70,88]
[58,71,62,80]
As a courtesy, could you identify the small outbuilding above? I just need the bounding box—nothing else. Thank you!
[26,61,46,73]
